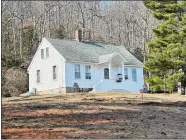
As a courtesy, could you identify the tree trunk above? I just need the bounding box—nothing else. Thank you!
[19,20,23,59]
[164,75,166,93]
[12,20,16,57]
[181,86,186,95]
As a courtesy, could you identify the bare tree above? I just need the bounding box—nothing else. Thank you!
[2,1,158,64]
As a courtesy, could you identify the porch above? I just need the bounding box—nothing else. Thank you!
[98,52,127,81]
[93,52,142,93]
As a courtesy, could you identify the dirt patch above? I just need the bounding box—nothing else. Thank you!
[2,93,186,139]
[2,128,65,139]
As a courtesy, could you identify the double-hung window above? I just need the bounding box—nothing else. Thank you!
[41,49,44,59]
[53,65,57,80]
[132,68,137,81]
[124,68,128,80]
[37,70,40,83]
[85,65,91,79]
[46,47,49,58]
[75,64,81,79]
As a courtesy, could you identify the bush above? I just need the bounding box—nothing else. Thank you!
[145,90,169,94]
[2,67,28,97]
[145,76,164,91]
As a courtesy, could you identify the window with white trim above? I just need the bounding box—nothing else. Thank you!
[53,65,57,80]
[75,64,81,79]
[124,68,128,80]
[46,47,49,58]
[41,49,44,59]
[85,65,91,79]
[132,68,137,81]
[37,70,40,83]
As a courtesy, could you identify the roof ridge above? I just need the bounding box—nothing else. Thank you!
[45,37,127,48]
[45,37,77,42]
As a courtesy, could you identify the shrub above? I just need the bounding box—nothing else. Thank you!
[2,67,28,97]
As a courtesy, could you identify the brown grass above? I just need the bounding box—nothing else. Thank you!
[2,93,186,139]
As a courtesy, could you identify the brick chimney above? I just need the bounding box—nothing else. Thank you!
[74,29,82,42]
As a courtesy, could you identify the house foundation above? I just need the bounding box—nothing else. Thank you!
[36,87,93,94]
[66,87,93,93]
[38,87,66,94]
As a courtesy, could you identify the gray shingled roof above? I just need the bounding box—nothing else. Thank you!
[45,37,143,66]
[99,53,116,64]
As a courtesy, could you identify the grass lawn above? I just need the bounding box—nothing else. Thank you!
[2,93,186,139]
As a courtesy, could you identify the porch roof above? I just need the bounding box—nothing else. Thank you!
[98,52,128,64]
[99,53,115,64]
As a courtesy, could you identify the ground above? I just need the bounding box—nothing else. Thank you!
[2,93,186,139]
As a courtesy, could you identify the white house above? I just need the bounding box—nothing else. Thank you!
[27,30,144,94]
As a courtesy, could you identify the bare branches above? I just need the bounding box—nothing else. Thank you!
[2,1,158,62]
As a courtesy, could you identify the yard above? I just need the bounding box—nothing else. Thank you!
[2,93,186,139]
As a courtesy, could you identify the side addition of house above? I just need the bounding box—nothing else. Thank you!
[27,29,144,94]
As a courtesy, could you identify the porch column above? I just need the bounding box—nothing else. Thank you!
[122,62,125,80]
[109,60,112,79]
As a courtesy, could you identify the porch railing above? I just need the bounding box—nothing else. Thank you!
[93,79,103,92]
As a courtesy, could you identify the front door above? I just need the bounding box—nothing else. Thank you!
[104,68,109,79]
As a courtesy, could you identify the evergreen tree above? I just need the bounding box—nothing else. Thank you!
[23,25,38,59]
[143,1,186,93]
[166,72,184,93]
[179,14,186,94]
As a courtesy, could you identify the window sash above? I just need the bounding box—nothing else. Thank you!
[75,65,81,78]
[85,66,91,79]
[53,66,57,80]
[37,70,40,83]
[75,72,81,79]
[132,68,137,81]
[75,65,80,72]
[85,73,91,79]
[85,66,91,73]
[124,68,128,80]
[41,49,44,59]
[46,47,49,58]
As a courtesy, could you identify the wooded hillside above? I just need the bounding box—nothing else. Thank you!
[2,1,159,96]
[2,1,158,63]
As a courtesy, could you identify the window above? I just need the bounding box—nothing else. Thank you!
[104,68,109,79]
[46,47,49,58]
[85,66,91,79]
[124,68,128,80]
[132,68,137,81]
[37,70,40,83]
[53,65,57,80]
[41,49,44,59]
[75,64,81,79]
